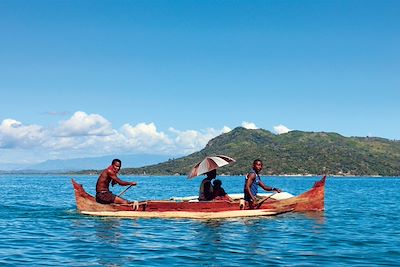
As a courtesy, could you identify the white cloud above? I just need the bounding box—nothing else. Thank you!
[0,112,233,164]
[169,126,230,154]
[221,126,232,133]
[273,124,291,134]
[56,111,114,137]
[242,121,258,129]
[119,122,173,153]
[121,122,169,143]
[0,119,47,148]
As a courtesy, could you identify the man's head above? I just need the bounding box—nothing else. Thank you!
[111,159,122,173]
[206,169,217,179]
[213,179,222,187]
[252,159,263,174]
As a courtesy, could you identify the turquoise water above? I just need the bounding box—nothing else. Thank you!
[1,175,399,266]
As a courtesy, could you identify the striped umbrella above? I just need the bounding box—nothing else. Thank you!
[188,155,236,178]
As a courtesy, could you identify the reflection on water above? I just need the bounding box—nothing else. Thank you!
[302,211,325,225]
[94,218,122,244]
[286,211,326,225]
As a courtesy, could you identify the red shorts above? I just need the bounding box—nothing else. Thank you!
[96,191,116,204]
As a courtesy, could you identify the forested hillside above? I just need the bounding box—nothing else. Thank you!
[114,127,400,176]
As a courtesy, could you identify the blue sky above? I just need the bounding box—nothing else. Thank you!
[0,0,399,166]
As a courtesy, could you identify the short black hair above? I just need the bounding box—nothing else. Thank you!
[253,159,262,165]
[112,159,121,165]
[213,179,222,186]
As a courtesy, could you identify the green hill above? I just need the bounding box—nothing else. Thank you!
[119,127,400,176]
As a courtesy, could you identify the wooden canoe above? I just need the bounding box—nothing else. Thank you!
[71,176,326,219]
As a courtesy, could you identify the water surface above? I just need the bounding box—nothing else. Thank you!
[1,175,399,266]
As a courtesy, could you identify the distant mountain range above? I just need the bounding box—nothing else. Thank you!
[0,154,179,173]
[117,127,400,176]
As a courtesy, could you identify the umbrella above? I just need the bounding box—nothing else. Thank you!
[188,155,236,178]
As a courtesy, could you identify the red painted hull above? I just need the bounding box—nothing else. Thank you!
[71,176,325,218]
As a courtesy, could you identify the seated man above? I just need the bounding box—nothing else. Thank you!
[198,169,216,201]
[212,179,233,201]
[95,159,137,204]
[244,159,281,207]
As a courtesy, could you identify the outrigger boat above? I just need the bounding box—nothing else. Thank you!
[71,176,326,219]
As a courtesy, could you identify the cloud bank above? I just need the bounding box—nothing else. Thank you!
[0,111,292,165]
[0,111,233,164]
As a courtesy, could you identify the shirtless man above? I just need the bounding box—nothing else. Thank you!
[95,159,137,204]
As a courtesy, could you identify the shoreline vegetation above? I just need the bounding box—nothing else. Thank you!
[1,171,398,178]
[3,127,400,177]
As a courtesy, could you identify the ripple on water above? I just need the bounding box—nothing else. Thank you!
[1,175,400,266]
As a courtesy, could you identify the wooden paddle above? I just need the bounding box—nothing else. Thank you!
[255,192,277,209]
[117,184,133,197]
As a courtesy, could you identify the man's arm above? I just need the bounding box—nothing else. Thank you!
[259,180,281,193]
[109,170,137,186]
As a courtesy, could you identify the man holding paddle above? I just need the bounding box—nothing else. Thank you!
[95,159,137,204]
[244,159,282,208]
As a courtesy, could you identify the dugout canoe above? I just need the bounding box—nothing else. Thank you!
[71,176,326,219]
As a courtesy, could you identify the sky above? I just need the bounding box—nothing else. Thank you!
[0,0,399,167]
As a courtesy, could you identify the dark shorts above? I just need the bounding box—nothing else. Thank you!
[96,191,116,204]
[244,193,263,202]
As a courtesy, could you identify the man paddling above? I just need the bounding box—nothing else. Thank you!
[96,159,137,204]
[244,159,281,207]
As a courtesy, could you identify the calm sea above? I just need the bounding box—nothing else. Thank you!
[1,174,399,266]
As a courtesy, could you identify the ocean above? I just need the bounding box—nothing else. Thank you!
[1,174,399,266]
